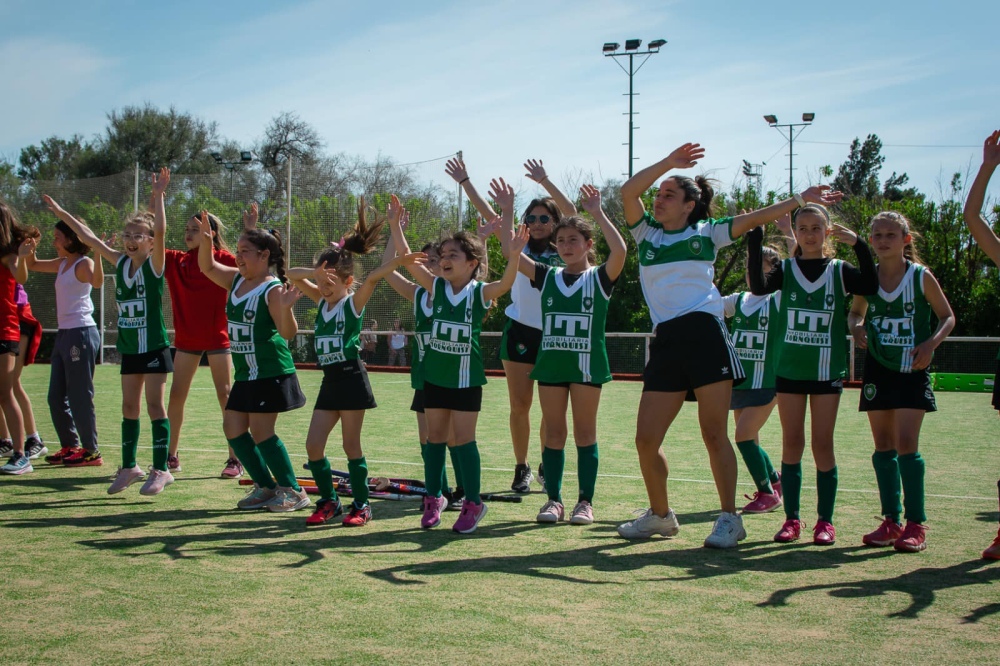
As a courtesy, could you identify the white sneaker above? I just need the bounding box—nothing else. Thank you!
[237,484,277,510]
[704,511,747,549]
[265,486,311,513]
[617,508,680,539]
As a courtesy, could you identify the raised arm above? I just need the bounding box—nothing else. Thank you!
[621,143,705,224]
[285,266,323,304]
[42,195,122,265]
[963,129,1000,266]
[483,225,529,303]
[489,177,517,257]
[386,197,434,291]
[150,167,168,275]
[354,252,427,310]
[88,253,104,289]
[445,157,494,220]
[266,283,302,341]
[579,184,626,281]
[13,238,35,284]
[195,211,238,289]
[23,241,62,274]
[524,159,577,217]
[243,202,259,232]
[731,186,844,239]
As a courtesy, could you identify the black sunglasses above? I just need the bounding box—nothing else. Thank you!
[524,214,551,225]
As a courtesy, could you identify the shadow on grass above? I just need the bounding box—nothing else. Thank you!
[0,472,112,494]
[974,510,999,524]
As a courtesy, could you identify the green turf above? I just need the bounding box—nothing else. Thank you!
[1,365,998,664]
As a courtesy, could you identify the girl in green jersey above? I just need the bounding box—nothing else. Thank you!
[848,212,954,553]
[196,215,309,513]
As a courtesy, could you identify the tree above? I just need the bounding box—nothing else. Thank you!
[833,134,889,200]
[257,112,324,169]
[17,134,93,182]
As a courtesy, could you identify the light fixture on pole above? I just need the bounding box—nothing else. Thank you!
[603,37,667,178]
[763,113,815,196]
[741,159,764,194]
[212,151,255,200]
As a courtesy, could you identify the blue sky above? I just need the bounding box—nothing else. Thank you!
[2,0,999,206]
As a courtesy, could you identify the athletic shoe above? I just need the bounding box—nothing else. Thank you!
[0,439,13,457]
[220,458,244,479]
[167,455,181,472]
[107,466,145,494]
[25,438,48,460]
[237,484,277,510]
[511,464,533,493]
[983,528,1000,561]
[774,518,802,543]
[1,452,33,475]
[741,490,782,514]
[305,498,343,526]
[265,486,311,513]
[704,511,747,549]
[617,508,680,539]
[445,487,464,511]
[536,499,565,524]
[813,520,836,546]
[453,500,488,534]
[342,503,372,527]
[569,500,594,526]
[421,494,448,529]
[45,446,79,464]
[63,449,103,467]
[862,517,903,547]
[894,521,927,553]
[537,462,546,492]
[139,468,174,496]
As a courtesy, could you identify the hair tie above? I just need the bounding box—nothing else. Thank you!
[332,235,346,249]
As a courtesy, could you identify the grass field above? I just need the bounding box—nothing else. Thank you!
[1,364,998,665]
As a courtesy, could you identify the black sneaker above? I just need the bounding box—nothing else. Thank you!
[445,487,465,511]
[25,437,48,460]
[0,438,13,457]
[537,463,546,492]
[511,464,534,493]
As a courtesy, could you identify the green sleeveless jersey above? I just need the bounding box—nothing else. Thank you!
[728,292,781,390]
[410,287,434,390]
[776,258,848,382]
[423,277,490,389]
[865,263,933,373]
[115,255,168,355]
[530,266,612,385]
[226,276,296,381]
[314,293,363,367]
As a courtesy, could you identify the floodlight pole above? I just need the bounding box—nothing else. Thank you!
[604,40,666,178]
[764,115,814,196]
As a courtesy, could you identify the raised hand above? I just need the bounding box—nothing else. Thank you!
[387,194,404,226]
[488,177,515,212]
[801,185,843,206]
[830,223,858,246]
[579,184,602,216]
[399,208,410,233]
[193,211,214,240]
[18,237,37,257]
[101,231,119,248]
[664,143,705,170]
[523,159,548,184]
[41,194,68,218]
[445,157,469,184]
[243,202,259,230]
[508,224,530,255]
[774,212,793,237]
[477,215,501,241]
[983,129,1000,168]
[395,251,428,268]
[273,283,304,309]
[151,167,171,197]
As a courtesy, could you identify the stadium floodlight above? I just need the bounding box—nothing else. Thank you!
[240,151,254,163]
[603,42,620,53]
[624,39,642,51]
[211,152,223,163]
[802,112,815,122]
[648,39,667,50]
[761,113,817,195]
[603,37,667,176]
[763,114,778,125]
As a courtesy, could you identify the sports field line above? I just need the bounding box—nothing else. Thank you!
[156,446,998,502]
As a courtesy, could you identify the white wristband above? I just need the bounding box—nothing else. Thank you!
[793,193,806,208]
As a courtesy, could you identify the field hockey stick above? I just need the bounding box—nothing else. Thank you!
[239,478,421,502]
[331,469,427,490]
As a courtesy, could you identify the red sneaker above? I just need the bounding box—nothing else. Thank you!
[774,518,801,543]
[742,490,782,514]
[305,498,343,526]
[983,528,1000,561]
[894,521,927,553]
[813,520,836,545]
[862,517,903,547]
[63,449,104,467]
[45,446,80,464]
[342,503,372,527]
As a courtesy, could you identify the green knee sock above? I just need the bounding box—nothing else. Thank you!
[577,443,599,503]
[151,418,170,471]
[228,433,274,488]
[448,446,464,490]
[424,442,447,497]
[420,444,450,491]
[348,456,369,507]
[454,441,481,505]
[872,450,902,522]
[541,446,565,503]
[817,466,839,523]
[121,418,140,469]
[898,452,926,524]
[736,439,774,494]
[257,435,300,490]
[761,447,780,485]
[782,462,802,520]
[308,457,337,502]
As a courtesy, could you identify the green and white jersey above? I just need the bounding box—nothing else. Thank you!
[531,266,612,385]
[628,212,735,326]
[423,277,491,389]
[226,275,296,381]
[865,263,933,373]
[410,287,434,390]
[775,258,848,382]
[723,291,782,390]
[115,255,168,355]
[505,246,564,329]
[314,293,363,367]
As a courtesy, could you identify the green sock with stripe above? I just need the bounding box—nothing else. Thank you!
[228,433,274,489]
[736,439,773,494]
[257,435,300,490]
[121,418,140,469]
[872,450,902,522]
[577,443,599,503]
[151,418,170,472]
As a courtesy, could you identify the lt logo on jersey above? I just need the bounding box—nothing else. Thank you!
[734,330,767,361]
[871,316,914,347]
[785,308,832,346]
[430,321,472,355]
[315,335,346,365]
[228,321,255,354]
[542,313,592,352]
[117,299,147,329]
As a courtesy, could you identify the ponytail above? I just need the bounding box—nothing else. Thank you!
[315,195,384,282]
[668,175,718,227]
[242,228,287,284]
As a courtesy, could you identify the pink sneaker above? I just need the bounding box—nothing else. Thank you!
[862,517,903,547]
[771,474,782,498]
[894,522,927,553]
[536,499,565,524]
[108,466,146,495]
[220,458,244,479]
[421,495,448,529]
[741,490,782,514]
[569,500,594,526]
[984,528,1000,561]
[139,468,175,496]
[813,520,836,545]
[452,499,488,534]
[774,518,801,543]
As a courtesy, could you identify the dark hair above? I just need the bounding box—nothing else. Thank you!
[314,196,384,283]
[189,212,230,253]
[0,199,41,256]
[667,175,718,227]
[760,244,781,268]
[522,197,560,252]
[420,242,437,254]
[440,231,487,280]
[553,215,598,265]
[242,228,287,284]
[55,220,90,255]
[870,211,923,264]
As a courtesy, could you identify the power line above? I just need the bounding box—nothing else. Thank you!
[798,140,980,149]
[356,152,457,170]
